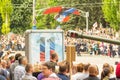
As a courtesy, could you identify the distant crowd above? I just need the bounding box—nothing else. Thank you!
[65,28,120,57]
[0,34,25,52]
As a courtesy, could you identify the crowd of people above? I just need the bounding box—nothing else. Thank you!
[0,28,120,58]
[0,34,25,52]
[0,27,120,80]
[0,52,120,80]
[65,28,120,57]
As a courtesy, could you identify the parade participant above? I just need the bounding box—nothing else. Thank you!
[76,40,81,56]
[118,45,120,57]
[22,64,37,80]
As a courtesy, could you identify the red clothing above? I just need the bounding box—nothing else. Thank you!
[116,63,120,77]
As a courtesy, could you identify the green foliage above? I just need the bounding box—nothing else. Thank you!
[0,14,2,34]
[36,0,61,29]
[61,0,103,30]
[10,0,32,34]
[102,0,120,31]
[0,0,12,34]
[36,0,103,30]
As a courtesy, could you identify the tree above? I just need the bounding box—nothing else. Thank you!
[0,0,12,34]
[102,0,120,31]
[36,0,59,29]
[10,0,32,34]
[60,0,103,30]
[35,0,103,30]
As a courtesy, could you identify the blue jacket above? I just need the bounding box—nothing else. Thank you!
[57,73,70,80]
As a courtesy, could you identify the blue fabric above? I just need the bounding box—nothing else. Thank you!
[0,75,6,80]
[56,8,76,22]
[57,73,69,80]
[62,8,76,16]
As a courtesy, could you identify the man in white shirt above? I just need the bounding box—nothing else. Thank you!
[22,63,37,80]
[14,56,28,80]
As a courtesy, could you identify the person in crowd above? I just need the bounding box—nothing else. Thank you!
[57,64,69,80]
[101,68,110,80]
[109,65,116,80]
[0,48,4,58]
[102,63,117,80]
[109,44,114,57]
[1,60,10,80]
[9,55,15,63]
[84,65,100,80]
[72,63,85,80]
[50,53,58,66]
[37,72,45,80]
[118,45,120,57]
[116,61,120,79]
[103,63,110,69]
[10,53,22,80]
[41,62,60,80]
[83,63,90,79]
[76,40,81,56]
[22,63,37,80]
[14,56,28,80]
[37,53,59,80]
[0,58,8,80]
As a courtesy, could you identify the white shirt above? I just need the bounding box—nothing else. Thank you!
[49,73,58,78]
[72,72,89,80]
[22,73,37,80]
[14,65,25,80]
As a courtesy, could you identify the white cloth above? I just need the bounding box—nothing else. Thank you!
[14,65,25,80]
[49,73,58,78]
[72,72,89,80]
[21,73,37,80]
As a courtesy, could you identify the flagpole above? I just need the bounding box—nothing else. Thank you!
[32,0,36,29]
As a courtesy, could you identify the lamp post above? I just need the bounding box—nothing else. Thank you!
[32,0,36,29]
[86,12,89,32]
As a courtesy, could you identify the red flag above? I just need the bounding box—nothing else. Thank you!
[43,6,62,14]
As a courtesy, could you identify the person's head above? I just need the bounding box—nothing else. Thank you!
[58,60,70,73]
[9,55,15,62]
[18,56,27,66]
[6,59,11,68]
[15,53,22,61]
[103,63,110,69]
[77,63,84,72]
[110,65,114,74]
[59,64,67,74]
[42,62,56,77]
[51,53,58,62]
[25,64,34,73]
[1,60,7,68]
[101,68,110,80]
[88,65,99,76]
[84,63,90,73]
